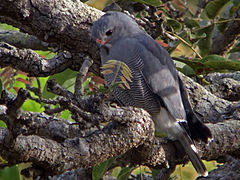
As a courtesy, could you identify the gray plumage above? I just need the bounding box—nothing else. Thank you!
[91,12,211,176]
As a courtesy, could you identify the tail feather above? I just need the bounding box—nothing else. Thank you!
[187,114,212,143]
[178,75,212,143]
[178,131,208,177]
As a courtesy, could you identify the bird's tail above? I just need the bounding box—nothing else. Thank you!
[178,74,212,143]
[178,130,208,177]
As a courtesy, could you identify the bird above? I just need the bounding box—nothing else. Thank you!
[91,11,212,176]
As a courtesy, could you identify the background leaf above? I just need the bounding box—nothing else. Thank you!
[92,157,116,180]
[129,0,161,7]
[117,167,135,180]
[184,17,200,29]
[166,19,182,32]
[204,0,229,19]
[0,165,20,180]
[196,25,214,57]
[42,69,78,99]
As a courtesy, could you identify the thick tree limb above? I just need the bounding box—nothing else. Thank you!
[0,30,49,51]
[0,115,239,176]
[0,51,239,178]
[0,72,238,176]
[0,107,154,175]
[0,0,103,74]
[204,72,240,101]
[197,159,240,180]
[0,73,238,175]
[0,42,72,76]
[179,74,237,123]
[51,168,91,180]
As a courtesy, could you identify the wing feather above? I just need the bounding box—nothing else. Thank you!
[136,35,186,119]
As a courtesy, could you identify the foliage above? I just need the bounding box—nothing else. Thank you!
[164,0,240,79]
[0,165,20,180]
[92,157,116,180]
[129,0,162,7]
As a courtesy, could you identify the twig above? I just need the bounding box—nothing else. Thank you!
[194,0,210,18]
[44,106,65,115]
[28,95,58,105]
[47,79,74,99]
[166,31,203,59]
[6,88,29,117]
[74,57,93,98]
[26,85,41,97]
[3,89,29,138]
[214,18,240,24]
[58,97,102,128]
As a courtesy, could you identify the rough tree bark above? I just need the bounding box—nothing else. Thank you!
[0,0,240,179]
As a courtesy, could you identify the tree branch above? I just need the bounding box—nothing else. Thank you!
[0,72,239,178]
[0,30,49,51]
[0,42,72,76]
[0,107,154,176]
[0,116,239,176]
[205,72,240,101]
[179,73,237,123]
[198,159,240,180]
[0,0,103,74]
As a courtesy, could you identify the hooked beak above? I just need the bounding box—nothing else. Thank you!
[96,38,111,46]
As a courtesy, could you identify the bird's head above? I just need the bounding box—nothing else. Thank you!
[91,12,141,47]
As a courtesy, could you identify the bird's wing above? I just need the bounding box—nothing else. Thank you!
[135,35,186,120]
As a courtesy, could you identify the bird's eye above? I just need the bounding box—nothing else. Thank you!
[105,30,113,36]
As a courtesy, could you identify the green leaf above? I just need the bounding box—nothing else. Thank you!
[233,0,240,6]
[42,69,78,99]
[217,18,229,33]
[117,166,135,180]
[92,157,116,180]
[184,17,200,29]
[35,50,56,59]
[204,0,229,19]
[174,58,205,74]
[181,64,196,77]
[22,99,45,112]
[166,19,182,32]
[230,1,240,16]
[0,120,7,128]
[151,168,161,179]
[0,165,20,180]
[201,54,226,63]
[202,55,240,71]
[188,32,206,40]
[176,55,240,75]
[196,24,214,57]
[59,110,72,121]
[111,167,122,177]
[127,0,162,7]
[0,23,19,31]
